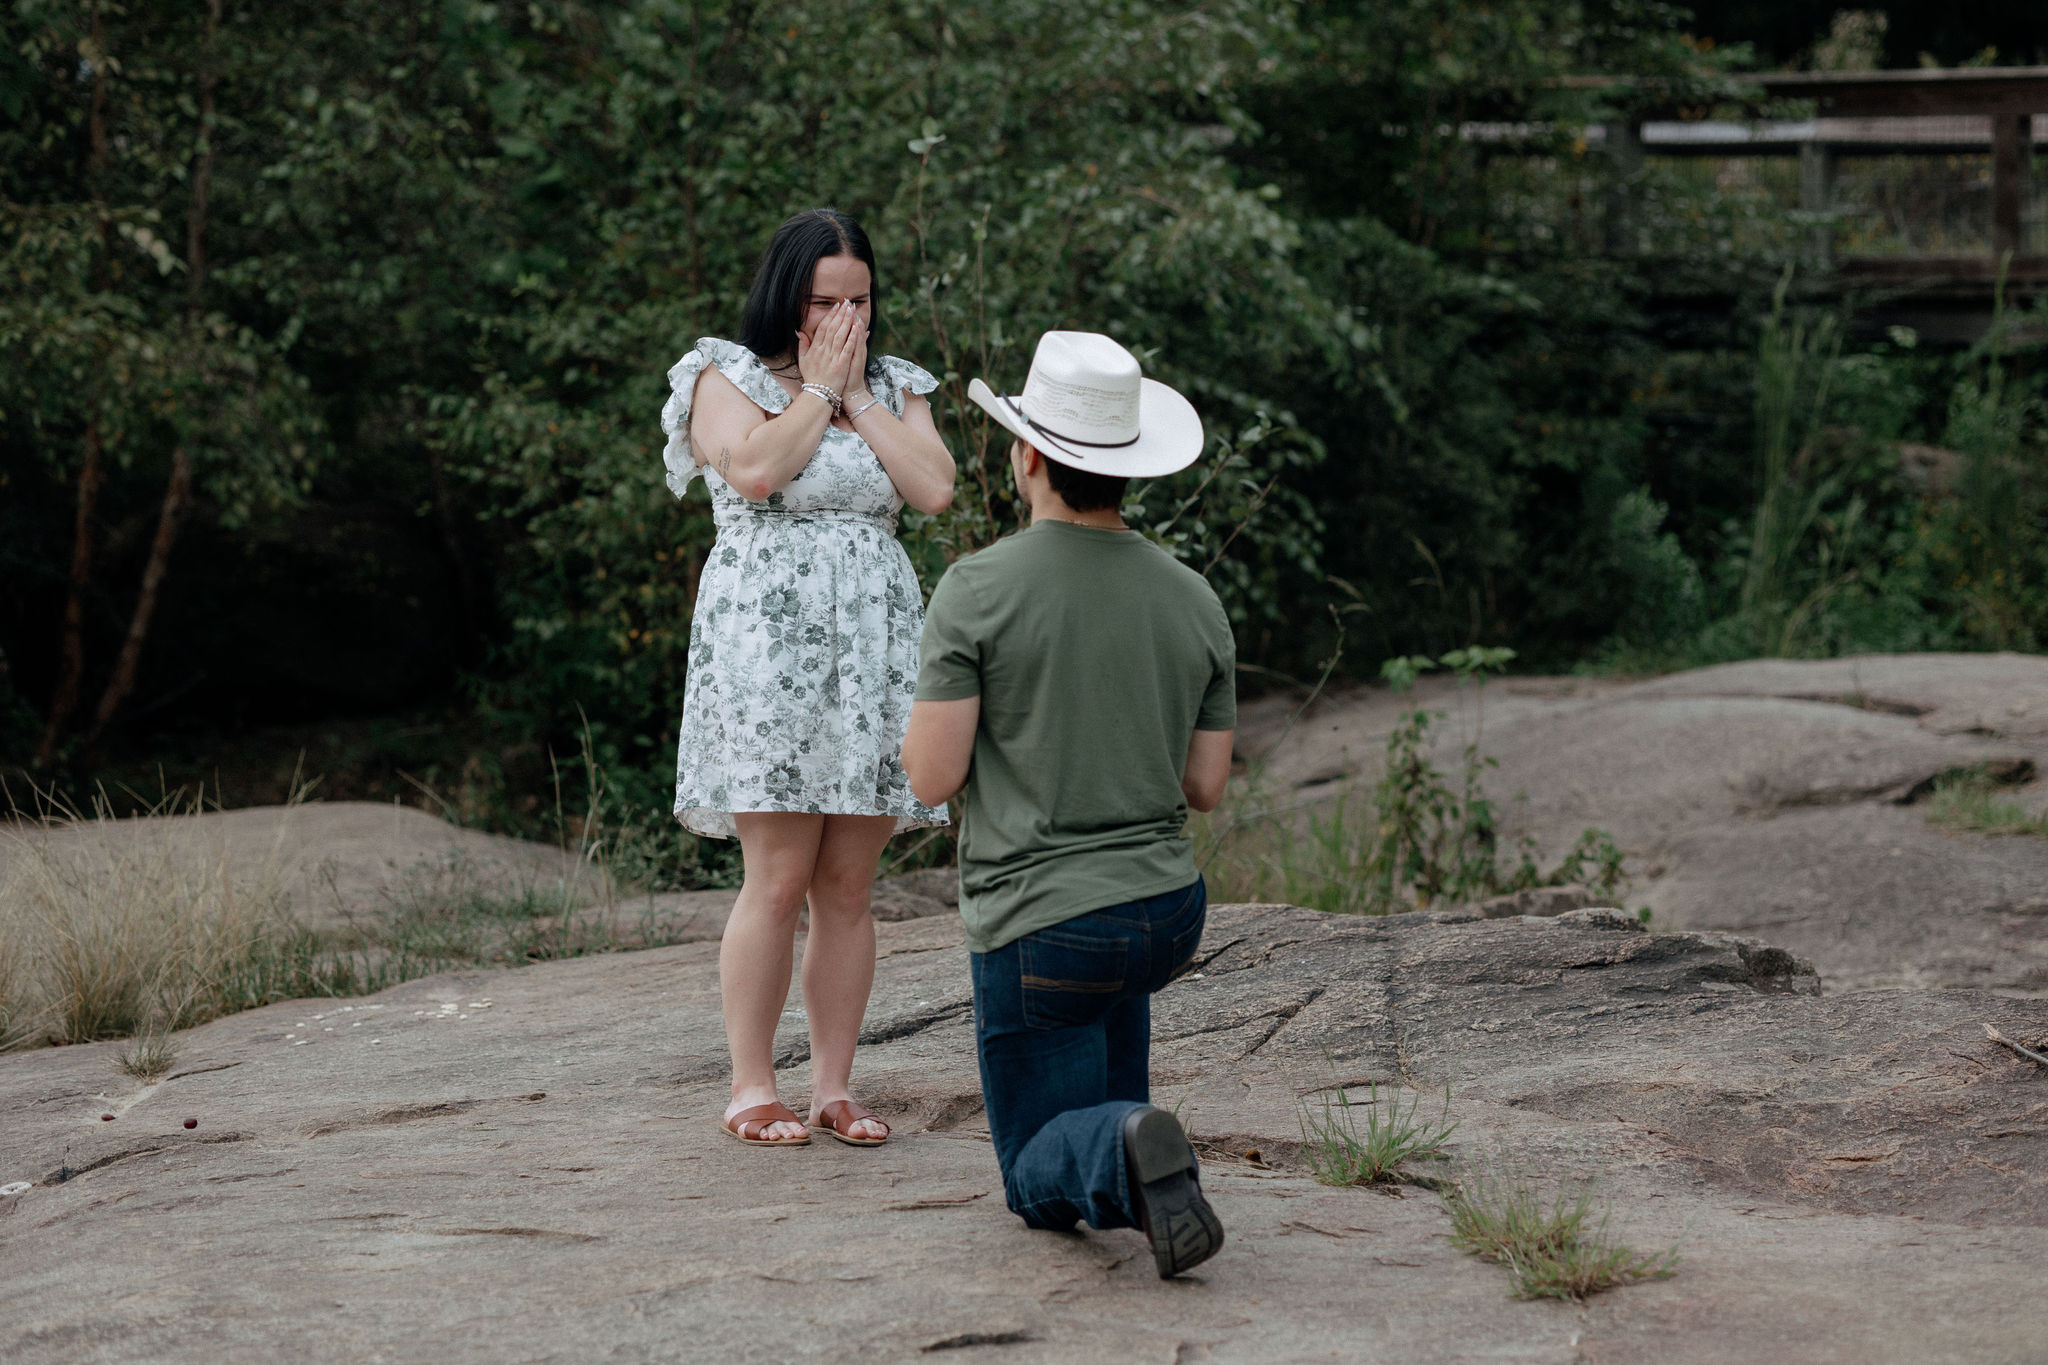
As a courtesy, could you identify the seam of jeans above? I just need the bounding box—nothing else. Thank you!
[1020,975,1124,994]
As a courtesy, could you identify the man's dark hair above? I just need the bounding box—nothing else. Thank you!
[737,208,881,361]
[1042,452,1129,514]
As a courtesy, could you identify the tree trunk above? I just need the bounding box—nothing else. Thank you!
[83,449,192,756]
[187,0,220,304]
[37,5,115,767]
[82,0,220,759]
[34,423,106,768]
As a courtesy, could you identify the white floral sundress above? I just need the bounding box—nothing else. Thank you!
[661,337,949,839]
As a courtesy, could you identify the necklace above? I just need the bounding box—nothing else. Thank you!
[1036,512,1127,530]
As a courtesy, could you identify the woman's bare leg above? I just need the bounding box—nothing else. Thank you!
[722,812,827,1141]
[802,813,899,1139]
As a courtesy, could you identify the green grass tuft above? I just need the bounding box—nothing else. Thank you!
[117,1030,179,1083]
[1298,1081,1457,1186]
[1447,1167,1677,1301]
[1925,767,2048,839]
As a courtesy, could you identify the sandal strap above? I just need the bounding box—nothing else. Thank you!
[729,1102,804,1140]
[815,1099,888,1136]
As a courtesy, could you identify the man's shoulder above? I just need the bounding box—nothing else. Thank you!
[934,528,1037,590]
[1128,536,1228,618]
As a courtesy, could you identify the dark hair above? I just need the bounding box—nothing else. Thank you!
[736,208,881,361]
[1041,452,1130,513]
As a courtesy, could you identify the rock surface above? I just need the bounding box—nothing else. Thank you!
[1242,653,2048,992]
[5,904,2047,1363]
[7,653,2048,1361]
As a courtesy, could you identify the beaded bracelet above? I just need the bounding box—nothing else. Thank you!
[800,382,842,411]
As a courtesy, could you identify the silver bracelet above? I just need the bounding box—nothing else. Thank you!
[800,382,842,411]
[845,394,882,421]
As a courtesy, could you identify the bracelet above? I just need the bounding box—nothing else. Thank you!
[800,382,842,411]
[845,394,882,421]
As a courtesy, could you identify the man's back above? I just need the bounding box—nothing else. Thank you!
[916,520,1236,954]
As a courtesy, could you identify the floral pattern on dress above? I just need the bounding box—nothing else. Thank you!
[662,337,949,839]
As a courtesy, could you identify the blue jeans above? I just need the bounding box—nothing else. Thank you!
[969,877,1208,1231]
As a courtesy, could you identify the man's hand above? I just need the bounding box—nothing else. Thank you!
[903,696,980,807]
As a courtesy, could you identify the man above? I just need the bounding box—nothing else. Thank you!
[901,331,1236,1278]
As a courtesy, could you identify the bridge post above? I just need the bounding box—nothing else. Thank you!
[1799,141,1835,268]
[1991,114,2029,258]
[1602,119,1643,254]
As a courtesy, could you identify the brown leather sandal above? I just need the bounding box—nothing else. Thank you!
[720,1101,811,1146]
[810,1099,890,1146]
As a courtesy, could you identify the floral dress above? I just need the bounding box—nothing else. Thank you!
[661,337,949,839]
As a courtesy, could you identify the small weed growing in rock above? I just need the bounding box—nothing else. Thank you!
[1926,767,2048,839]
[1197,642,1631,915]
[117,1030,179,1082]
[1447,1167,1677,1301]
[1298,1082,1456,1185]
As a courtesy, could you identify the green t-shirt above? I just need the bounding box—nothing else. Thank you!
[915,520,1237,954]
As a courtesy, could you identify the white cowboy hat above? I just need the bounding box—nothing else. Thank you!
[966,331,1203,478]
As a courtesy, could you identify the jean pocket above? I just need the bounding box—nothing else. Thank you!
[1019,926,1132,1031]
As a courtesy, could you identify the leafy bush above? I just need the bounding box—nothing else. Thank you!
[1201,645,1629,914]
[4,0,2044,865]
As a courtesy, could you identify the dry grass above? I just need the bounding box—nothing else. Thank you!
[0,786,303,1050]
[117,1030,180,1082]
[1,737,686,1054]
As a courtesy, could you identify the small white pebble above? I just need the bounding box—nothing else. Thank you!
[366,1005,384,1011]
[370,1040,382,1046]
[292,1040,308,1046]
[351,1021,362,1027]
[324,1027,335,1032]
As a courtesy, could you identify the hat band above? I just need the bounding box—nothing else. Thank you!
[1004,395,1139,451]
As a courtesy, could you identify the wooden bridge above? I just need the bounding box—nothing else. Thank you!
[1482,67,2048,336]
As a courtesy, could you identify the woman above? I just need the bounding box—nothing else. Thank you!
[662,208,955,1148]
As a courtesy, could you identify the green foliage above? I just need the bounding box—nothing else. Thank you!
[1298,1081,1457,1186]
[1201,646,1630,914]
[1448,1164,1678,1301]
[3,0,2044,867]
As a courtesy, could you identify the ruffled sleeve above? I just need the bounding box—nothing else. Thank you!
[660,338,789,498]
[869,355,941,419]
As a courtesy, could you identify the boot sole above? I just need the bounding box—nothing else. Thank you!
[1124,1106,1225,1278]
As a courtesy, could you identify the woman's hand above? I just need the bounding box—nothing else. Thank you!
[796,300,858,396]
[843,313,872,408]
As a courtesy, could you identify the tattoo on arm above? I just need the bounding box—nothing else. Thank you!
[717,446,733,480]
